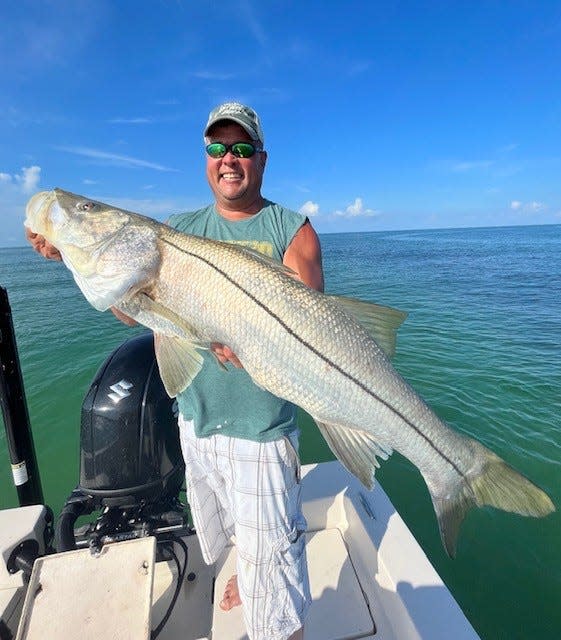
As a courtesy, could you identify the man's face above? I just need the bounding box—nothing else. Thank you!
[205,122,267,210]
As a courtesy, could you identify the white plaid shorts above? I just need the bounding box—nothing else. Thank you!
[178,416,311,640]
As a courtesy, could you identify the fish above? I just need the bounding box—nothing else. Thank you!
[24,188,555,557]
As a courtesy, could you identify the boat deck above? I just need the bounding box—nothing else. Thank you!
[151,462,478,640]
[3,462,480,640]
[212,529,376,640]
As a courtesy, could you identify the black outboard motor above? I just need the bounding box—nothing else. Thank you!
[56,332,189,552]
[80,331,184,504]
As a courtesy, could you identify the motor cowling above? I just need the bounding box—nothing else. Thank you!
[79,331,184,507]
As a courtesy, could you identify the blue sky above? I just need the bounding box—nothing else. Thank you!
[2,1,561,246]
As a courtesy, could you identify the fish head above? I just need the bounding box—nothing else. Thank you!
[25,188,130,248]
[25,188,161,311]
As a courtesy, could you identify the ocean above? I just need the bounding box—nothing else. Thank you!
[1,224,560,639]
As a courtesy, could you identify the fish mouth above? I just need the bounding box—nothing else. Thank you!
[25,189,77,241]
[25,190,59,233]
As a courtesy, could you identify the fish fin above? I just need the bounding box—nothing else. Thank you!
[314,420,392,489]
[430,487,475,559]
[135,295,207,396]
[135,294,206,396]
[224,241,298,276]
[430,446,555,558]
[153,333,204,397]
[135,293,207,348]
[329,296,407,358]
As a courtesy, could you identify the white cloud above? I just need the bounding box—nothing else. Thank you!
[333,197,379,218]
[108,117,154,124]
[499,143,519,153]
[240,0,268,48]
[55,146,179,172]
[0,166,43,246]
[299,200,319,217]
[191,70,237,81]
[0,166,41,193]
[452,160,493,172]
[511,200,546,213]
[17,166,41,193]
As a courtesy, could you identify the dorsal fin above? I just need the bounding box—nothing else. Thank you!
[328,296,407,358]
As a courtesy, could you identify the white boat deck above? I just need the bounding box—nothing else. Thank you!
[213,529,376,640]
[2,462,480,640]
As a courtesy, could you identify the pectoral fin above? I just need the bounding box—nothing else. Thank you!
[131,294,205,396]
[154,333,204,397]
[329,296,407,359]
[136,293,207,347]
[314,420,392,489]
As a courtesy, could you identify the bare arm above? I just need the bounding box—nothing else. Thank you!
[283,220,324,292]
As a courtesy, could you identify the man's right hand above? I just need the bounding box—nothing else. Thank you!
[25,227,62,261]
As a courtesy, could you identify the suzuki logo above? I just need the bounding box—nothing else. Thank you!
[108,379,133,403]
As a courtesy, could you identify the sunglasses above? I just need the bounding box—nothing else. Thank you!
[205,141,262,159]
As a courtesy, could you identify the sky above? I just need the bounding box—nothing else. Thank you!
[1,0,561,246]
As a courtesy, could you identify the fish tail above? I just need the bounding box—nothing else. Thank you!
[431,446,555,558]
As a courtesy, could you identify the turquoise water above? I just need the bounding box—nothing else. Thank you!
[1,225,560,639]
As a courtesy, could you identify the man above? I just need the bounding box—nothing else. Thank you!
[26,102,324,640]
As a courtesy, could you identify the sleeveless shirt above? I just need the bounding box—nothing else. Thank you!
[167,201,306,441]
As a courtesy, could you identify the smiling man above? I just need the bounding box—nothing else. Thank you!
[25,102,324,640]
[167,103,324,640]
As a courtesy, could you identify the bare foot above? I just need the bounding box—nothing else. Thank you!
[219,574,242,611]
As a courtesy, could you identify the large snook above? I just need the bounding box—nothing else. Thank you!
[25,188,555,556]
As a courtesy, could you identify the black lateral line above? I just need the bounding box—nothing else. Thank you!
[162,235,465,478]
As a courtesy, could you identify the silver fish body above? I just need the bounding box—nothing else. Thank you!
[25,188,555,556]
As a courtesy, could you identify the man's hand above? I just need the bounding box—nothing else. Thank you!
[25,228,62,261]
[111,307,138,326]
[211,343,243,368]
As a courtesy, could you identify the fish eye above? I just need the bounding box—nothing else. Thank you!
[77,201,96,212]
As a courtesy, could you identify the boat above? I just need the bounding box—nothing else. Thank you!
[0,286,480,639]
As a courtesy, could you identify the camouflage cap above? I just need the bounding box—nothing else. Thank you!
[204,102,264,147]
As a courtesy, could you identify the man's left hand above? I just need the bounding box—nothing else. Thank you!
[211,343,243,368]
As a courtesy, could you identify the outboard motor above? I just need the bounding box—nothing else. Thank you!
[56,332,190,552]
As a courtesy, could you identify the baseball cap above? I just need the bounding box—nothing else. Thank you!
[204,102,264,147]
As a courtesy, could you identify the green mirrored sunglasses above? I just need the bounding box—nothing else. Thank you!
[205,141,262,159]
